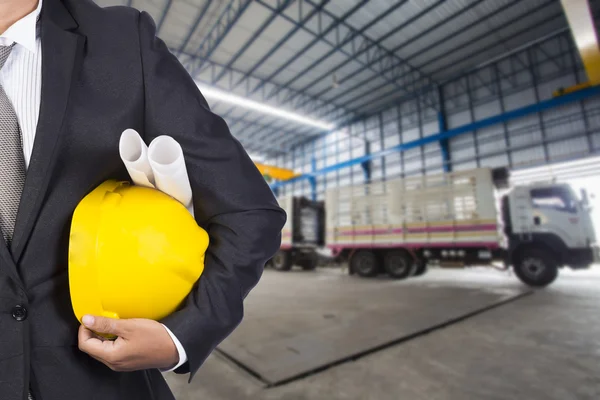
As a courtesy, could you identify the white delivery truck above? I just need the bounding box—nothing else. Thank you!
[269,196,325,271]
[325,167,598,287]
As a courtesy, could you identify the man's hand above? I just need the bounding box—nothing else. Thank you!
[78,315,179,372]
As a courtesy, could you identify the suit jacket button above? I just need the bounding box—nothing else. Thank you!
[12,305,27,321]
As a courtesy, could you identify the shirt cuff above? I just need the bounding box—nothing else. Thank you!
[160,323,188,372]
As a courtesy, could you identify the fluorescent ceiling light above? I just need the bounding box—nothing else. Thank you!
[196,83,335,131]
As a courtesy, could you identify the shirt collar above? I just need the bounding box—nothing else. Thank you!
[0,0,43,54]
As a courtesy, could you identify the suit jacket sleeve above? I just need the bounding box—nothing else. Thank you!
[136,11,286,379]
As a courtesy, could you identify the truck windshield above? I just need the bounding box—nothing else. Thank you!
[530,187,577,214]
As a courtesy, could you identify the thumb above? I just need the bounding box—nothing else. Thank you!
[82,315,130,337]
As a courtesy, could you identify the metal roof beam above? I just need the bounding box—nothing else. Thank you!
[176,0,213,55]
[229,0,331,90]
[206,1,345,134]
[285,0,449,112]
[277,0,440,110]
[156,0,173,34]
[211,0,296,85]
[177,52,349,122]
[328,0,554,112]
[302,0,502,110]
[187,0,253,77]
[249,0,369,100]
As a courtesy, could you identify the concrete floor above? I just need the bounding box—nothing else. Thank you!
[166,267,600,400]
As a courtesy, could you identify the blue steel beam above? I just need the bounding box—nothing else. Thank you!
[301,0,532,112]
[271,0,439,111]
[176,0,213,55]
[187,0,253,77]
[210,0,295,85]
[156,0,173,34]
[271,85,600,190]
[332,1,560,116]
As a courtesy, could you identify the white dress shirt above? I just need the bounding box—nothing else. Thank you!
[0,0,187,372]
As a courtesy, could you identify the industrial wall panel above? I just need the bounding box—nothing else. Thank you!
[449,134,476,162]
[592,133,600,150]
[424,143,442,168]
[453,161,478,171]
[548,136,589,161]
[386,134,400,148]
[276,31,600,196]
[447,109,471,129]
[476,125,506,157]
[504,88,536,111]
[479,154,510,168]
[422,121,438,137]
[402,127,420,142]
[512,146,545,166]
[473,100,501,120]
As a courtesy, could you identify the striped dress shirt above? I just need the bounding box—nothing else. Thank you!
[0,0,188,374]
[0,0,42,169]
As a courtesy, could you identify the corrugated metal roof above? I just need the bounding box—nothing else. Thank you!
[92,0,579,157]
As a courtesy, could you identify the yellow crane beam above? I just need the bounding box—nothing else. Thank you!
[254,162,298,181]
[555,0,600,96]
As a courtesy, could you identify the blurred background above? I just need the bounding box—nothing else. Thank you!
[94,1,600,399]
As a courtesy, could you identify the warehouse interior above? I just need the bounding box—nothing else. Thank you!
[96,0,600,398]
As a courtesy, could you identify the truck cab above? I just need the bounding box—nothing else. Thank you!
[503,182,599,286]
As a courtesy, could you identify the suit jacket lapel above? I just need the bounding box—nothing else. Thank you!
[11,0,86,263]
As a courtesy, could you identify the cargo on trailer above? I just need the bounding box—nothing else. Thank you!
[325,167,598,287]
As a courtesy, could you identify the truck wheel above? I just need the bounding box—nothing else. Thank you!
[384,250,412,279]
[513,248,558,287]
[272,250,292,271]
[412,259,428,277]
[300,252,318,271]
[350,251,378,277]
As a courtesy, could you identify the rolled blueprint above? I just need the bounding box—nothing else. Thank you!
[119,129,155,188]
[148,135,194,216]
[119,129,194,216]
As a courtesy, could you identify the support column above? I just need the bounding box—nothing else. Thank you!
[438,86,451,172]
[310,156,317,201]
[361,141,372,183]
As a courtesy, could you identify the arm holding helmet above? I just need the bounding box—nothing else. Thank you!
[79,10,286,375]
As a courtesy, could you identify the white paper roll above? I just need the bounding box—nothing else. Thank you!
[119,129,155,188]
[148,135,194,216]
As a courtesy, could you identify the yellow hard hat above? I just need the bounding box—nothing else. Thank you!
[69,180,208,328]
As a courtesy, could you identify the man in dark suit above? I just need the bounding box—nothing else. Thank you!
[0,0,286,398]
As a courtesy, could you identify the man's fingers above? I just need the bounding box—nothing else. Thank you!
[82,315,130,337]
[78,325,121,365]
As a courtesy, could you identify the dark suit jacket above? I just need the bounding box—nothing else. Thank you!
[0,0,286,398]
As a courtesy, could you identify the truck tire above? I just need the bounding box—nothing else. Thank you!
[300,252,318,271]
[272,250,292,271]
[513,248,558,287]
[350,251,378,277]
[384,250,412,279]
[412,259,428,277]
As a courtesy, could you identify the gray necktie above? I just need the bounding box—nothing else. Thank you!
[0,43,32,400]
[0,44,26,244]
